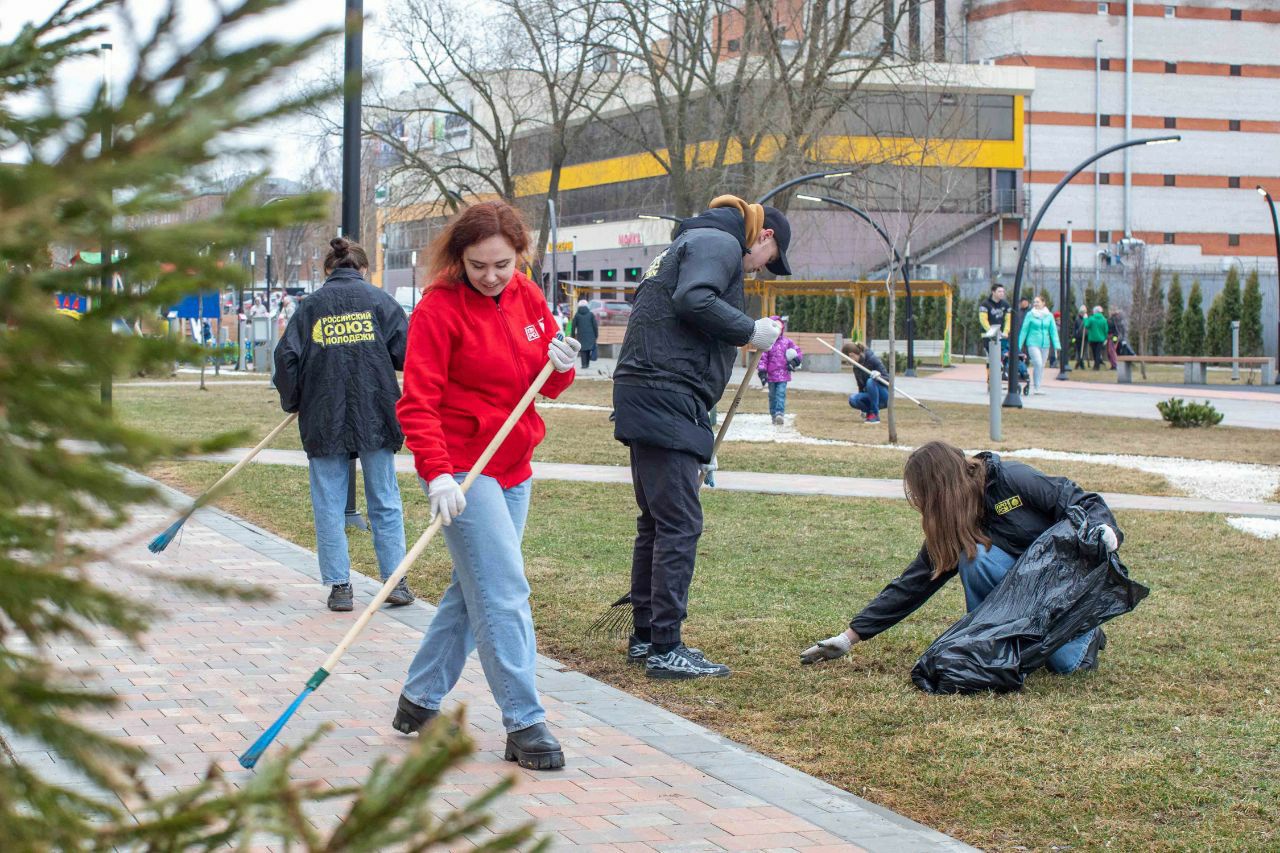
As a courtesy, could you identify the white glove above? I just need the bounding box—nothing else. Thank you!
[699,454,718,479]
[1099,523,1119,553]
[800,632,853,665]
[748,317,782,351]
[785,347,798,362]
[427,474,466,526]
[869,370,881,381]
[548,335,580,372]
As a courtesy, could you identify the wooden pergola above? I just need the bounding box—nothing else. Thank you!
[745,278,954,366]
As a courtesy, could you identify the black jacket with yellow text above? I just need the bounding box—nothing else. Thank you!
[849,453,1123,640]
[273,269,408,458]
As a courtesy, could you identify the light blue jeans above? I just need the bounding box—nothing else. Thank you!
[848,383,889,416]
[401,474,544,733]
[957,543,1096,674]
[308,448,406,586]
[767,381,788,418]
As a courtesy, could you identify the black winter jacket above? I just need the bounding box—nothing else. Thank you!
[612,208,755,458]
[572,306,599,349]
[854,351,889,393]
[273,269,408,458]
[849,452,1123,640]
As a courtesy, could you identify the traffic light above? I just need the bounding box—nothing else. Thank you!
[625,267,642,282]
[601,268,617,281]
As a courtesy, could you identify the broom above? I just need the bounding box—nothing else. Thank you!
[586,349,764,639]
[148,413,299,553]
[238,360,556,769]
[816,337,944,423]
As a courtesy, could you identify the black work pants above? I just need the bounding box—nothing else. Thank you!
[628,442,702,645]
[580,349,591,369]
[1090,341,1105,369]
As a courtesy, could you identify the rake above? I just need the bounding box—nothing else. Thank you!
[148,413,298,553]
[238,361,555,769]
[816,337,943,423]
[587,349,764,639]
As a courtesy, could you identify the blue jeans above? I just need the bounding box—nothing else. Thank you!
[402,474,544,732]
[767,381,788,418]
[957,543,1096,674]
[848,383,889,416]
[308,448,406,586]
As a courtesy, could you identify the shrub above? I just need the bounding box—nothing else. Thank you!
[1157,397,1224,428]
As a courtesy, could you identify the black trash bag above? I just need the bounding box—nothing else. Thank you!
[911,506,1149,695]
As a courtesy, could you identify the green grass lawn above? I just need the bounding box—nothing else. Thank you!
[116,378,1280,500]
[150,462,1280,851]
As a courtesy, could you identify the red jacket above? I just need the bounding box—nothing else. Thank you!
[398,271,574,488]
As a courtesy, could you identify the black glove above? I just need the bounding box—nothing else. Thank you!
[757,370,768,386]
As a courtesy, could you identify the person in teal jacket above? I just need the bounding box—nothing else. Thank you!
[1017,296,1061,394]
[1083,305,1109,370]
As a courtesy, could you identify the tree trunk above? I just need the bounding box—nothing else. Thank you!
[886,272,898,444]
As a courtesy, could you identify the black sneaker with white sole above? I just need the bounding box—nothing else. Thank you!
[627,636,702,667]
[645,644,730,679]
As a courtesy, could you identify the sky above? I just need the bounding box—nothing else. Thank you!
[3,0,405,180]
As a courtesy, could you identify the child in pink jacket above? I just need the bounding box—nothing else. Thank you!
[756,315,803,425]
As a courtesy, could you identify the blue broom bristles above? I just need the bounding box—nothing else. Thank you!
[239,686,313,769]
[147,513,191,554]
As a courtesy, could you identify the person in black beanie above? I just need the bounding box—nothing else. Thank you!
[612,195,792,680]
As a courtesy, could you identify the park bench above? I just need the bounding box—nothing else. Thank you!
[1116,354,1274,386]
[871,338,946,359]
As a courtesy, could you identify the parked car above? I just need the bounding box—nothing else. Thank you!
[594,300,633,325]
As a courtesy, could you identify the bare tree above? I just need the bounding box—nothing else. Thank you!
[367,0,625,282]
[850,73,986,443]
[601,0,903,215]
[1126,255,1164,379]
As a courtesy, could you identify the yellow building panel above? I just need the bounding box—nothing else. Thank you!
[514,96,1025,196]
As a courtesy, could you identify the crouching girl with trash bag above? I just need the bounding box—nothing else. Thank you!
[393,200,580,770]
[800,441,1131,682]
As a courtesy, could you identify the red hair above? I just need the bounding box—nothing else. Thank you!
[427,200,530,286]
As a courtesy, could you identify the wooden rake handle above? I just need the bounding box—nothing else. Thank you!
[698,349,764,487]
[319,361,556,673]
[815,337,932,410]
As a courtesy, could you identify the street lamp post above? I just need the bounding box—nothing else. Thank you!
[756,169,854,205]
[1057,221,1073,380]
[639,212,682,241]
[1256,186,1280,383]
[1004,135,1180,407]
[795,194,913,366]
[410,250,418,311]
[341,0,368,531]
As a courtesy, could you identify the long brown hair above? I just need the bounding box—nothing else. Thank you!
[903,441,991,578]
[427,200,530,285]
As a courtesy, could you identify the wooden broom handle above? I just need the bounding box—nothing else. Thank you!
[698,348,764,487]
[320,361,556,672]
[192,412,298,509]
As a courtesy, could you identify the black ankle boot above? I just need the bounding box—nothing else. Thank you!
[391,694,438,735]
[504,722,565,770]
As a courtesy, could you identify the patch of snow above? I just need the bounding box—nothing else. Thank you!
[722,413,855,446]
[819,441,1280,504]
[541,402,612,412]
[999,448,1280,504]
[1227,517,1280,540]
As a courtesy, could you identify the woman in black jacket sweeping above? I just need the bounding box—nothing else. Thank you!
[800,441,1122,674]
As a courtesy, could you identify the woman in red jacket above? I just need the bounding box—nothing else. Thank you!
[392,201,580,770]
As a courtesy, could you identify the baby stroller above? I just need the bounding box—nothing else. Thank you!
[1002,348,1031,395]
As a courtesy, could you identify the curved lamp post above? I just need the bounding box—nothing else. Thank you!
[1256,186,1280,383]
[757,169,854,205]
[639,212,683,242]
[796,194,917,371]
[1004,134,1180,407]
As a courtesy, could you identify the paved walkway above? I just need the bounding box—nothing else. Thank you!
[24,484,972,852]
[198,449,1280,520]
[579,358,1280,430]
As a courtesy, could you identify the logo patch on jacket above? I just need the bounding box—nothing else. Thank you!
[524,324,540,341]
[311,311,375,347]
[643,249,669,282]
[994,495,1023,515]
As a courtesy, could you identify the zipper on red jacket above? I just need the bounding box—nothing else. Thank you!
[493,291,524,384]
